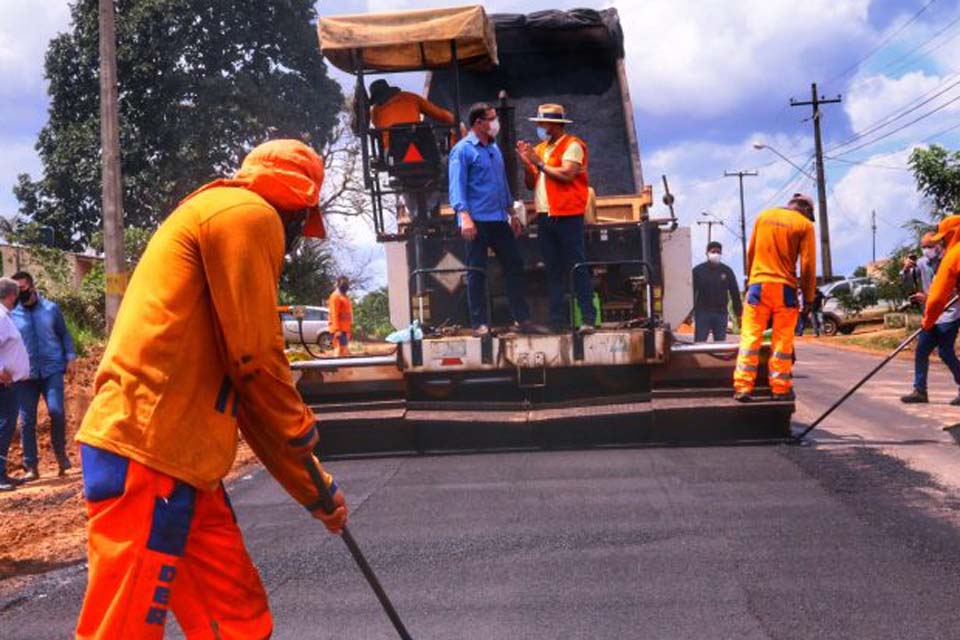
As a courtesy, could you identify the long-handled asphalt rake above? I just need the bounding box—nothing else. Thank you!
[794,293,959,442]
[303,458,413,640]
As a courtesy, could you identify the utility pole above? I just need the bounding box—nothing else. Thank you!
[99,0,125,331]
[871,209,877,264]
[724,170,758,277]
[697,216,720,244]
[791,82,841,280]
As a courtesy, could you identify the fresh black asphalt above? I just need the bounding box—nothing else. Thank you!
[3,343,960,639]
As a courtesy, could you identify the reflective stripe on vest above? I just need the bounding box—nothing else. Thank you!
[535,134,589,216]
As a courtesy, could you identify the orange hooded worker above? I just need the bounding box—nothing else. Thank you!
[74,140,346,640]
[734,193,817,402]
[327,276,353,357]
[921,215,960,335]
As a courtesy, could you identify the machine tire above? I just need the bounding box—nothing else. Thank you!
[318,332,334,351]
[822,316,839,336]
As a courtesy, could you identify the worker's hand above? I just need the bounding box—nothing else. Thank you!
[509,214,523,238]
[460,212,477,241]
[801,304,812,318]
[516,140,537,165]
[909,291,927,305]
[312,485,349,534]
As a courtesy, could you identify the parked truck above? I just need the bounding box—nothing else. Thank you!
[295,5,792,457]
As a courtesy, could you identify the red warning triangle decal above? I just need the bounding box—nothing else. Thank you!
[402,143,424,163]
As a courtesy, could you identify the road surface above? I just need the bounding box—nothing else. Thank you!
[3,341,960,639]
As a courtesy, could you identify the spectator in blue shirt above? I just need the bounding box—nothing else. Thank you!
[11,271,75,479]
[449,102,531,336]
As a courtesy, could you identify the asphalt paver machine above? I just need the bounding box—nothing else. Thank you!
[299,5,794,456]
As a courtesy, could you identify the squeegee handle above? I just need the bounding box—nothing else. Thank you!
[795,293,959,441]
[303,458,414,640]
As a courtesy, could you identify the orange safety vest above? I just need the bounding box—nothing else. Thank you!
[535,134,590,216]
[328,290,353,335]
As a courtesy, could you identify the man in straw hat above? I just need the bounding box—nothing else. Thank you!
[517,104,595,334]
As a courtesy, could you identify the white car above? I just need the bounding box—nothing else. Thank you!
[279,305,332,349]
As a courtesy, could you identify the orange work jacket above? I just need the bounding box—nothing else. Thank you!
[534,134,590,216]
[328,290,353,336]
[922,215,960,330]
[78,142,330,507]
[746,207,817,303]
[371,91,454,148]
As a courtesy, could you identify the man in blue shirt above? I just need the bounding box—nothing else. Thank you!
[449,102,531,336]
[11,271,75,479]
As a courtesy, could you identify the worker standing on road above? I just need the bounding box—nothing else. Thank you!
[913,216,960,405]
[517,104,595,334]
[692,241,742,342]
[74,140,348,640]
[734,193,817,402]
[449,102,532,337]
[328,276,353,357]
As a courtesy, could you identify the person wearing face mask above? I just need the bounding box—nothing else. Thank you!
[900,227,960,404]
[692,241,743,342]
[327,276,353,357]
[0,277,31,491]
[10,270,75,480]
[74,140,348,639]
[516,104,594,334]
[449,102,532,337]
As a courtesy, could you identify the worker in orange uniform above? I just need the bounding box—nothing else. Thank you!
[734,193,817,402]
[369,78,455,142]
[74,140,347,640]
[919,216,960,369]
[328,276,353,358]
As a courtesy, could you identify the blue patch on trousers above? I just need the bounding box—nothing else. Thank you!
[146,481,197,557]
[783,285,799,308]
[746,284,762,305]
[80,444,130,502]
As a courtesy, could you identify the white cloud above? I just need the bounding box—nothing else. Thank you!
[611,0,873,118]
[842,71,959,139]
[0,1,71,98]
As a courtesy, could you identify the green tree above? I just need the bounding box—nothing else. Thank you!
[279,240,336,306]
[15,0,342,251]
[353,288,392,339]
[852,265,867,278]
[909,145,960,220]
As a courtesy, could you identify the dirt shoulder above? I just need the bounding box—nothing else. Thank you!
[0,347,261,584]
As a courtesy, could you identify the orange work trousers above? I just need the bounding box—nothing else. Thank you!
[76,445,272,640]
[334,331,350,358]
[734,283,800,395]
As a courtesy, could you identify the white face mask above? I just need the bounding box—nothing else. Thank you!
[707,252,722,264]
[922,247,939,260]
[536,126,549,141]
[487,117,500,138]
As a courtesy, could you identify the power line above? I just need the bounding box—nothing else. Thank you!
[824,155,912,171]
[877,10,960,75]
[826,75,960,153]
[828,0,939,85]
[833,92,960,157]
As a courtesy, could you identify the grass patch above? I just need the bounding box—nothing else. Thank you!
[840,329,910,352]
[64,315,104,358]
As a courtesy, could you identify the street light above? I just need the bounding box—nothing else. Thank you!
[752,142,817,181]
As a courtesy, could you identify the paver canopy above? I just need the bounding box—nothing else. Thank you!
[318,5,498,73]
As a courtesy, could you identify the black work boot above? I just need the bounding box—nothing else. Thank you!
[734,391,754,403]
[0,475,17,491]
[772,389,796,402]
[900,389,929,404]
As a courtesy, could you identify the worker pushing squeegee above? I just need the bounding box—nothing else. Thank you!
[797,215,960,441]
[72,140,409,639]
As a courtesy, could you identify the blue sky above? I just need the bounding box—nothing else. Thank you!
[3,0,960,286]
